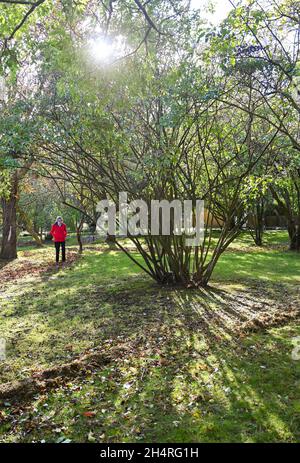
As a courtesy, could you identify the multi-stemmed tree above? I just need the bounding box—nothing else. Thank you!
[36,36,279,285]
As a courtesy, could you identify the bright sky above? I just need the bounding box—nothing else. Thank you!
[88,0,234,63]
[190,0,233,25]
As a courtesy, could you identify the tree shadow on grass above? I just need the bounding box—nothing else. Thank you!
[1,270,299,381]
[124,328,300,443]
[89,283,300,442]
[11,283,299,443]
[87,283,299,442]
[1,269,300,442]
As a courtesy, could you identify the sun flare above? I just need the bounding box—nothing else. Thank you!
[89,37,114,62]
[88,34,129,64]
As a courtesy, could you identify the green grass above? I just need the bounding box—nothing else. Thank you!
[1,315,300,443]
[213,250,300,283]
[0,231,300,443]
[229,229,290,247]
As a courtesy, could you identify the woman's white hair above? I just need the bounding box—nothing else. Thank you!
[56,216,63,222]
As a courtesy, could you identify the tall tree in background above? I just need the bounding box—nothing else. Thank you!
[211,0,300,248]
[0,99,39,259]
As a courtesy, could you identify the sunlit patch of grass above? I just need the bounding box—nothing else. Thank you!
[213,250,300,284]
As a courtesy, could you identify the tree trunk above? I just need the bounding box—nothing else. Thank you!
[76,217,84,253]
[0,177,18,260]
[105,234,117,249]
[249,199,264,246]
[288,220,300,251]
[269,185,299,251]
[17,206,44,247]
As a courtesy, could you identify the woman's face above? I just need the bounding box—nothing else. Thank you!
[57,218,63,226]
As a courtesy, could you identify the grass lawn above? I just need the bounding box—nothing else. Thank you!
[0,231,300,443]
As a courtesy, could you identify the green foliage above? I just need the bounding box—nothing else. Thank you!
[0,101,40,157]
[0,168,11,199]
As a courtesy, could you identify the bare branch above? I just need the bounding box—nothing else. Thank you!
[133,0,165,35]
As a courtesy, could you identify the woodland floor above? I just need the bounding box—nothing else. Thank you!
[0,231,300,443]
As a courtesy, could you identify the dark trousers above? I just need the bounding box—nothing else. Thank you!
[55,241,66,263]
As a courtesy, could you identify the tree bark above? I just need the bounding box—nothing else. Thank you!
[249,199,264,246]
[288,220,300,251]
[0,161,32,260]
[0,176,18,260]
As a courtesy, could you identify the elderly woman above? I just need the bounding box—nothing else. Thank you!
[50,216,68,267]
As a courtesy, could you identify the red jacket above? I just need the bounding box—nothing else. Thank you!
[50,223,67,242]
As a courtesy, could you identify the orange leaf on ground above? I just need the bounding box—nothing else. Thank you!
[82,411,96,417]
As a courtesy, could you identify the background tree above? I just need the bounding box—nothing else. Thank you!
[209,0,300,249]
